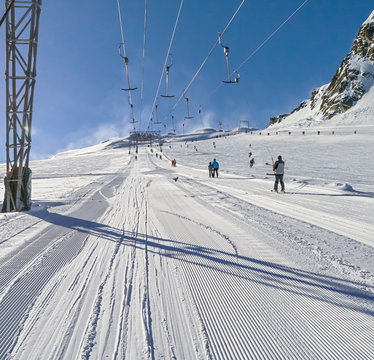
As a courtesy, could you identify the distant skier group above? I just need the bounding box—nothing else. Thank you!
[208,159,219,178]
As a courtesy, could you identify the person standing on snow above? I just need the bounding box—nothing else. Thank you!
[208,162,213,178]
[273,155,285,192]
[212,159,219,178]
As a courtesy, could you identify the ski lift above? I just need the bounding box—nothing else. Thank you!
[119,43,137,91]
[198,104,202,114]
[184,96,194,120]
[161,54,174,98]
[171,115,176,134]
[129,104,138,123]
[218,34,240,84]
[153,104,161,125]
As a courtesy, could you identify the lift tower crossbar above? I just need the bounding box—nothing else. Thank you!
[2,0,42,212]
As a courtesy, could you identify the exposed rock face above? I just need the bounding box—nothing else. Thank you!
[269,114,288,126]
[320,12,374,118]
[269,10,374,126]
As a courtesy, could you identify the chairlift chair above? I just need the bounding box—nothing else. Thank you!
[161,54,175,98]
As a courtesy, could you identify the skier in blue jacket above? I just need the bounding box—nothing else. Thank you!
[212,159,219,178]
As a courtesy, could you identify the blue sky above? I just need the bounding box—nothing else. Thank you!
[0,0,373,161]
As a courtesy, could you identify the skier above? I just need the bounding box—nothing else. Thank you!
[249,158,255,168]
[208,162,213,178]
[273,155,285,192]
[212,159,219,178]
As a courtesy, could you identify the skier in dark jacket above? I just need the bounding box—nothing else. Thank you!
[208,162,213,178]
[273,155,285,192]
[212,159,219,178]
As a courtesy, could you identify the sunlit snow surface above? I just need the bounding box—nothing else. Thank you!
[0,111,374,358]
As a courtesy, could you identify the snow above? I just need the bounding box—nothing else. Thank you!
[269,76,374,130]
[1,119,374,359]
[362,10,374,26]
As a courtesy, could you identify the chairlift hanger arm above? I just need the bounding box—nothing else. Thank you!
[119,43,137,91]
[184,96,194,119]
[218,33,240,84]
[166,53,173,70]
[161,53,175,98]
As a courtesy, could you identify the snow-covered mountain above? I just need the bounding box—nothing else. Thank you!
[1,123,374,358]
[270,10,374,128]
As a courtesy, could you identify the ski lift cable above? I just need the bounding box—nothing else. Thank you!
[117,0,136,103]
[117,0,138,131]
[140,0,148,128]
[170,0,247,113]
[146,0,184,130]
[199,0,311,106]
[234,0,310,73]
[220,0,246,36]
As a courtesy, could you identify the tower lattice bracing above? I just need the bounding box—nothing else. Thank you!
[3,0,41,212]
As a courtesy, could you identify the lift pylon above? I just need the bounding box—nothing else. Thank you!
[2,0,42,212]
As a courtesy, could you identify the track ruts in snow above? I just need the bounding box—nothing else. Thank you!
[0,171,130,359]
[146,159,374,359]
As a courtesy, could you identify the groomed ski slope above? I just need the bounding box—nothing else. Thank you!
[0,126,374,359]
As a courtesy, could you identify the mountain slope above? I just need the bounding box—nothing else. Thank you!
[270,10,374,128]
[1,127,374,358]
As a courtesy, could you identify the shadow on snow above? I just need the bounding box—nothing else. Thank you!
[29,208,374,317]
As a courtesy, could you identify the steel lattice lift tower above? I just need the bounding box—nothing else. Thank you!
[2,0,41,212]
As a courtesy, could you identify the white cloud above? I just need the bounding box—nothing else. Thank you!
[187,110,216,133]
[63,120,133,152]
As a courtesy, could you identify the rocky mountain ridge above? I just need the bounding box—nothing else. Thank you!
[270,10,374,127]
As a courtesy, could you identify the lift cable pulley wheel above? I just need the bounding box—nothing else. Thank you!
[218,33,240,84]
[161,53,175,98]
[119,43,137,91]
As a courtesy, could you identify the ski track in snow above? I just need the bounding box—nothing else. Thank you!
[178,176,374,293]
[144,149,374,359]
[0,166,132,359]
[0,136,374,359]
